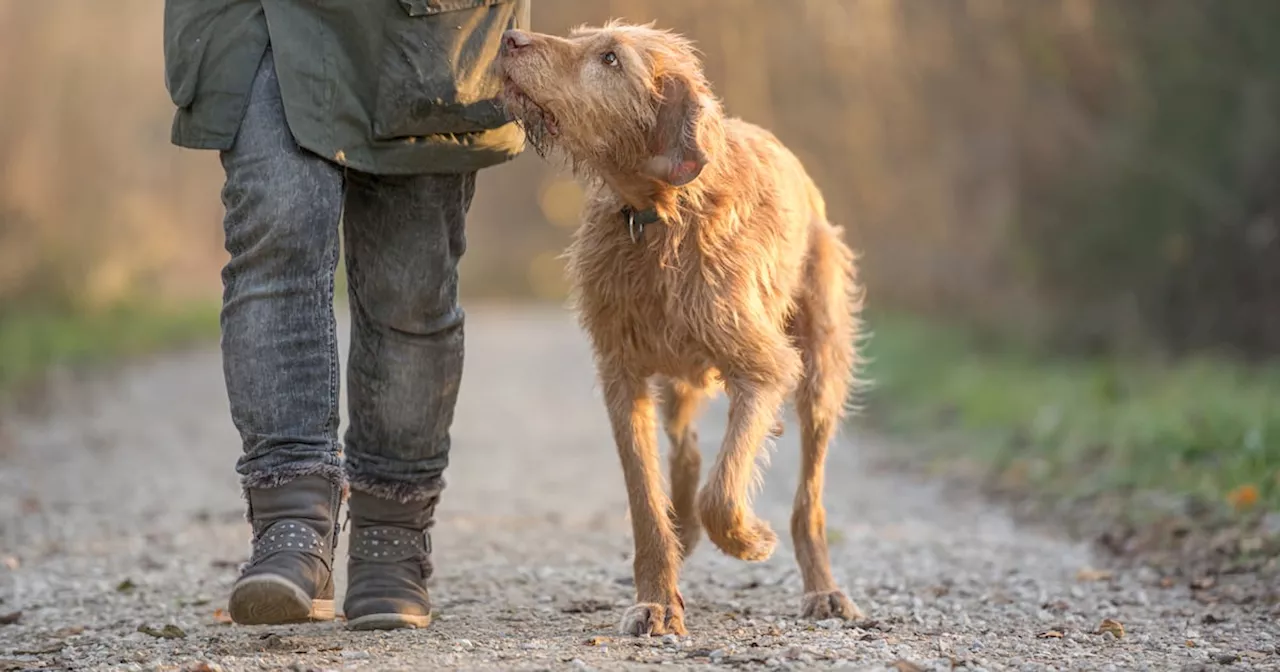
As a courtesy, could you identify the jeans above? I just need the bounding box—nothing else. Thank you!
[220,48,473,503]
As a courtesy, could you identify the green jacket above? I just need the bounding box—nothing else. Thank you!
[163,0,529,175]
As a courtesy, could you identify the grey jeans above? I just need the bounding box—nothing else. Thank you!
[220,49,472,503]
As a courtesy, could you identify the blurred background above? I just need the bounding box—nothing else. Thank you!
[1,1,1277,527]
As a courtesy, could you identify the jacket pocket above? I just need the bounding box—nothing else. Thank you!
[372,0,525,139]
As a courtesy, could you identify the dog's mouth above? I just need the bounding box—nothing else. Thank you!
[501,78,560,138]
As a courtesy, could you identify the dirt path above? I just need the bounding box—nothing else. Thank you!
[0,305,1276,671]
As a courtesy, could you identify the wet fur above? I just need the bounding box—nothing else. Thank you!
[497,21,867,635]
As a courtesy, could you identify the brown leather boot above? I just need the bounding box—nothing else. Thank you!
[342,490,437,630]
[227,475,340,625]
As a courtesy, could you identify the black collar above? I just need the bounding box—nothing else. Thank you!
[620,205,663,243]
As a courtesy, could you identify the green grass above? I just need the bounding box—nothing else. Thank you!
[0,302,222,393]
[858,313,1280,514]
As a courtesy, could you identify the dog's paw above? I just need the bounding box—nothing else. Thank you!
[618,600,686,636]
[800,590,864,621]
[705,515,777,562]
[698,490,778,562]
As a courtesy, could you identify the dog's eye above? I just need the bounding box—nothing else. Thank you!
[602,51,619,67]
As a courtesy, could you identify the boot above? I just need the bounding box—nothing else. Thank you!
[342,490,437,630]
[228,474,340,625]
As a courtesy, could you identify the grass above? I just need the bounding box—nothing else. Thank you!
[858,313,1280,515]
[0,301,222,394]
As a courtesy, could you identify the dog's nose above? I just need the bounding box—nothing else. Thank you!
[502,29,532,54]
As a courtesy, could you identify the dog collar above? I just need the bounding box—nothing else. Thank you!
[620,205,662,243]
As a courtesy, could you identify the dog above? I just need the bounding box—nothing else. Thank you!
[496,21,866,636]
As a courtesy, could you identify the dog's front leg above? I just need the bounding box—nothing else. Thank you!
[601,370,687,636]
[697,379,789,562]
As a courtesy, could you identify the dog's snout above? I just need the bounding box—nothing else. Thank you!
[502,29,532,55]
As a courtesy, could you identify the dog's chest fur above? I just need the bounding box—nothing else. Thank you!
[564,208,711,374]
[565,189,808,379]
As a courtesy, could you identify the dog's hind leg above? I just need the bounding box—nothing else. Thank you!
[658,377,706,559]
[601,369,687,636]
[789,221,865,621]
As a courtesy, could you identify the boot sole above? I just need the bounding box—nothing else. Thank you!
[229,574,335,625]
[345,613,433,631]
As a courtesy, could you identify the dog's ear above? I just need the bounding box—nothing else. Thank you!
[644,72,706,187]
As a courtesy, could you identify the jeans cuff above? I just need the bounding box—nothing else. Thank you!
[344,448,448,504]
[240,462,347,498]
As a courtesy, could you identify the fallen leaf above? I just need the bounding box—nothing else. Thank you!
[1190,576,1217,591]
[116,579,137,593]
[137,624,187,639]
[212,608,233,625]
[1096,618,1125,639]
[1186,639,1197,647]
[888,660,926,672]
[0,612,19,626]
[584,636,610,646]
[1226,484,1259,512]
[1036,630,1064,639]
[1076,567,1114,582]
[1159,576,1176,589]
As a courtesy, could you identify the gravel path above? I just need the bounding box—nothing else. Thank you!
[0,305,1276,671]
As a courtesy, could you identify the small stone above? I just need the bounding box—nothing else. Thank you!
[1212,653,1239,665]
[817,618,842,630]
[455,639,474,650]
[340,651,370,660]
[1261,512,1280,536]
[661,634,679,647]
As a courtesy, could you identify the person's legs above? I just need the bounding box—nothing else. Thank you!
[339,168,475,630]
[219,48,346,625]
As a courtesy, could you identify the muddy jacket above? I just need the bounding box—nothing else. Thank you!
[163,0,529,174]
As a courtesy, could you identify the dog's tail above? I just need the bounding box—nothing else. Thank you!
[795,219,867,432]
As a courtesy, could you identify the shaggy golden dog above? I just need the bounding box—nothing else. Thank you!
[496,21,866,636]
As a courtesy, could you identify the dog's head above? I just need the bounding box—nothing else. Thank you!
[496,21,719,187]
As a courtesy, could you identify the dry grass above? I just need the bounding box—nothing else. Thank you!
[5,0,1274,357]
[0,1,1114,315]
